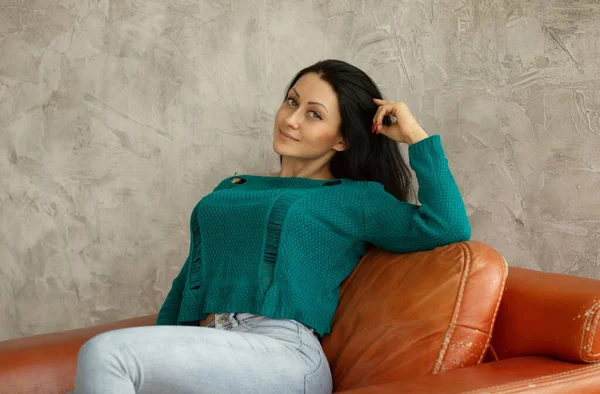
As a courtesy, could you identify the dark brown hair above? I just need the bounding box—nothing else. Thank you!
[280,59,414,202]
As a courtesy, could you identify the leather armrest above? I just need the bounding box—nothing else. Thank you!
[0,314,157,394]
[491,267,600,363]
[335,357,600,394]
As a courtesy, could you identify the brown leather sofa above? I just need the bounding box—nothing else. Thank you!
[2,241,600,393]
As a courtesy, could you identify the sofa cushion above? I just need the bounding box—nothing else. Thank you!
[321,241,507,391]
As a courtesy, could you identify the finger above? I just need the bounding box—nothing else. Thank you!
[372,104,387,127]
[373,98,393,106]
[374,104,393,130]
[372,105,391,134]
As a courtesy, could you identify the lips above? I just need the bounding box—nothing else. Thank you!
[279,129,299,141]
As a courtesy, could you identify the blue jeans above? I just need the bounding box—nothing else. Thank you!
[72,313,332,394]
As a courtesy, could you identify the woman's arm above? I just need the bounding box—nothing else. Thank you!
[363,135,471,253]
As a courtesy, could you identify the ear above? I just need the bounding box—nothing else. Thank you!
[333,136,348,152]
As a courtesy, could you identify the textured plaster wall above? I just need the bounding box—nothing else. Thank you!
[1,0,599,340]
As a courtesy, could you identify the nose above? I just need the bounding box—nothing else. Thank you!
[283,109,301,130]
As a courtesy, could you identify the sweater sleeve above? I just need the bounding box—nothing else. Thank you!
[363,135,471,253]
[156,176,232,325]
[156,251,191,325]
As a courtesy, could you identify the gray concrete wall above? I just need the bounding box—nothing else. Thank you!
[1,0,599,340]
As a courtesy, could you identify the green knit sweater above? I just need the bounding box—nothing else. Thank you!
[156,135,470,336]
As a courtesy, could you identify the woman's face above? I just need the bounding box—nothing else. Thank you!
[273,73,346,160]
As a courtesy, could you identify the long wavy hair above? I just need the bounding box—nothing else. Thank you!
[279,59,414,202]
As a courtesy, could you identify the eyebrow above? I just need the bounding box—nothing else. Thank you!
[291,87,329,113]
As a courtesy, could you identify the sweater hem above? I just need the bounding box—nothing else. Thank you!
[197,300,333,337]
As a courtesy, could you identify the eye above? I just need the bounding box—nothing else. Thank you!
[309,111,322,120]
[286,97,298,107]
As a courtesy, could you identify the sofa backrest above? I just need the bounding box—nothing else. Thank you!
[321,241,507,392]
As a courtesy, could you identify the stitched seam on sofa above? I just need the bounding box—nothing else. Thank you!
[585,302,600,359]
[452,324,488,335]
[581,300,600,361]
[579,300,600,360]
[477,255,509,365]
[458,362,600,394]
[580,302,596,360]
[432,241,470,374]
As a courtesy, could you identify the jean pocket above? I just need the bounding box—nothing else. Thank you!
[236,314,298,331]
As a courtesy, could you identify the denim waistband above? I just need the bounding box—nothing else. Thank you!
[208,312,321,339]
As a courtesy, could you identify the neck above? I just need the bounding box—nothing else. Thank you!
[276,156,336,180]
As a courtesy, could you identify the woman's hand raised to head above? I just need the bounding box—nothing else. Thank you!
[371,98,429,145]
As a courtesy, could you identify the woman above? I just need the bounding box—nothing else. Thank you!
[73,59,471,394]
